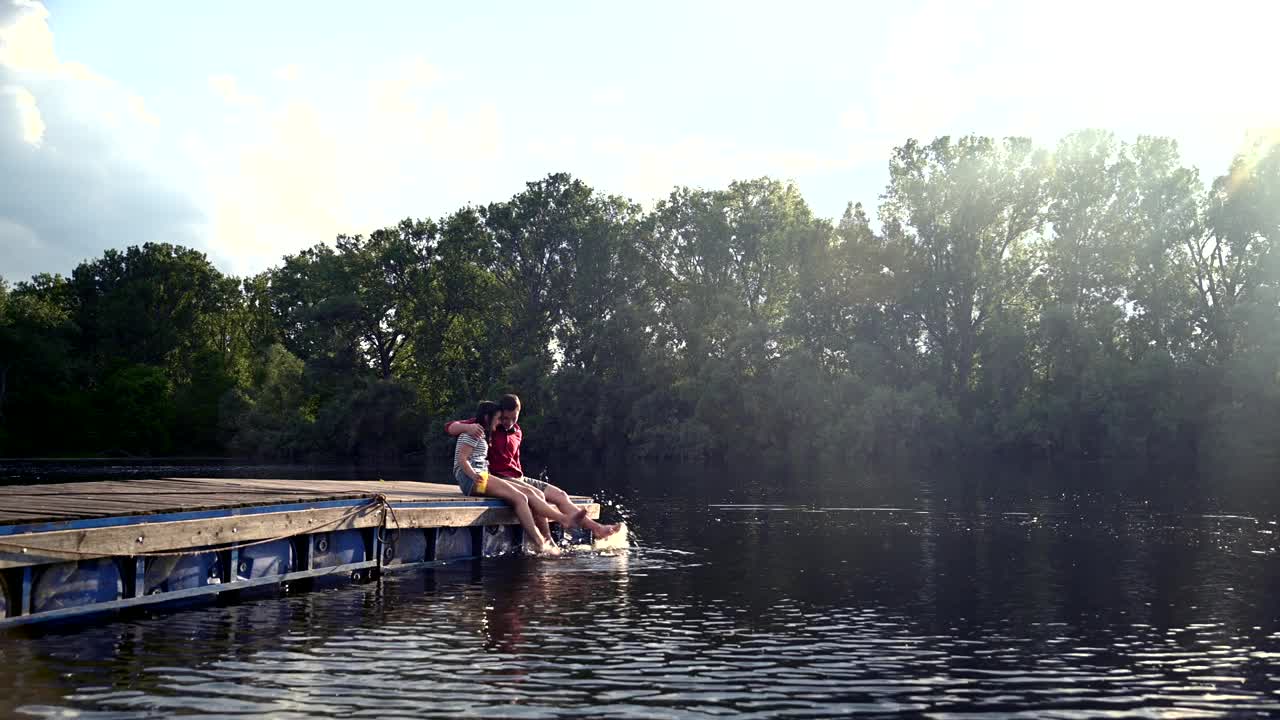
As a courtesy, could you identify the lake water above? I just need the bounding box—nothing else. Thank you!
[3,462,1280,718]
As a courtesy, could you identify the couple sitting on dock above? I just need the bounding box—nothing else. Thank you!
[449,394,620,554]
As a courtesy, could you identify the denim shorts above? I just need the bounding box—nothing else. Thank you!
[515,475,549,492]
[456,470,489,497]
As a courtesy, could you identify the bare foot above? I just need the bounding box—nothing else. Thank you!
[537,543,562,557]
[593,523,622,540]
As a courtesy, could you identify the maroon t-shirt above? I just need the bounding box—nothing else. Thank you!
[446,418,522,478]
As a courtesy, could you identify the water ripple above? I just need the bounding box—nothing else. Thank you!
[6,504,1280,718]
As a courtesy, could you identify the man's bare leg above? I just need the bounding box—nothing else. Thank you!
[506,480,587,534]
[540,483,621,539]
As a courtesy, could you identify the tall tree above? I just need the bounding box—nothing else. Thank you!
[652,178,818,374]
[335,219,435,379]
[408,207,511,416]
[880,136,1050,407]
[1120,136,1202,358]
[0,275,75,427]
[482,173,596,367]
[1042,130,1133,323]
[71,243,229,374]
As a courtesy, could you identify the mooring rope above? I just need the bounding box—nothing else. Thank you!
[375,493,404,551]
[0,494,397,561]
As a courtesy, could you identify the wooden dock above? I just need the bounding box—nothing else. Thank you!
[0,477,599,627]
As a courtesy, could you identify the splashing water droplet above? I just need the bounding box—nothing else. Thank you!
[593,522,630,552]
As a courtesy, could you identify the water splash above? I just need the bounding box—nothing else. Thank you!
[591,522,630,553]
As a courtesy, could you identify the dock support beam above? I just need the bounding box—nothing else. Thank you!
[133,557,145,598]
[228,547,239,584]
[20,566,31,616]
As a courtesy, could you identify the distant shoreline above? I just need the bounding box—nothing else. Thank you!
[1,456,236,462]
[0,457,430,467]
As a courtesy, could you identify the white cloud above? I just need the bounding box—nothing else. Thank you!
[199,56,508,274]
[0,216,40,254]
[208,73,257,107]
[5,84,42,144]
[2,50,508,276]
[0,0,54,73]
[577,134,842,207]
[207,100,353,270]
[126,93,159,127]
[0,0,203,282]
[836,0,1280,182]
[8,0,1273,286]
[273,63,301,82]
[590,87,626,107]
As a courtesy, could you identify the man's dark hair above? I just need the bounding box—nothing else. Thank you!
[498,394,521,411]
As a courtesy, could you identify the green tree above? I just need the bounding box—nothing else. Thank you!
[97,363,174,454]
[2,131,1278,493]
[407,207,511,419]
[879,136,1050,410]
[221,344,313,458]
[0,274,78,453]
[649,178,824,458]
[65,244,243,453]
[481,173,596,371]
[1119,137,1202,358]
[335,219,434,379]
[71,243,229,373]
[1188,138,1280,361]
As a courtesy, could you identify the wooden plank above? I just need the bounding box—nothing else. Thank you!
[0,478,336,500]
[389,502,600,529]
[170,478,387,499]
[0,501,386,569]
[0,479,211,496]
[0,478,374,525]
[170,476,450,499]
[0,477,598,527]
[191,478,455,493]
[0,477,442,499]
[0,498,181,512]
[7,507,91,518]
[392,505,519,529]
[172,478,461,499]
[172,477,375,490]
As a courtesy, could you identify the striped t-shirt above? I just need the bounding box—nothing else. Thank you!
[453,433,489,482]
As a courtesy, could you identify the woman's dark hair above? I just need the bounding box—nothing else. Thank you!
[475,400,500,441]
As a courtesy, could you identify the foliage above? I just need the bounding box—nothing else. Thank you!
[1,133,1277,498]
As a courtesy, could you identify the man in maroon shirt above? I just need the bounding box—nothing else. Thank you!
[446,393,619,540]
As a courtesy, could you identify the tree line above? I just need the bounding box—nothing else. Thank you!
[1,131,1276,487]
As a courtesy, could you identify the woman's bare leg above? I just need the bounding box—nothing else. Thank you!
[511,483,553,540]
[481,477,550,551]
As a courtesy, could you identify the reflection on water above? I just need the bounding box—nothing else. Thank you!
[3,465,1280,717]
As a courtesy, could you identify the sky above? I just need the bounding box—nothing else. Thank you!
[2,0,1278,281]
